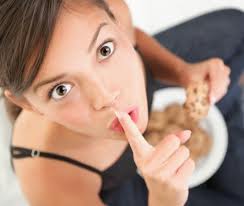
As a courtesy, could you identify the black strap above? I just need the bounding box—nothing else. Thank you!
[11,146,102,176]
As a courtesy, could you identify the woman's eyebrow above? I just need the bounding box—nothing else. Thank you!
[33,23,108,93]
[33,73,67,93]
[88,22,108,52]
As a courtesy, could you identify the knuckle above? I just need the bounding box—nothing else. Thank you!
[180,146,190,157]
[210,58,224,69]
[227,78,231,85]
[213,58,224,65]
[225,66,231,72]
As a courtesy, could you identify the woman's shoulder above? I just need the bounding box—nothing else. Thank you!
[12,111,104,205]
[12,110,52,147]
[12,142,103,205]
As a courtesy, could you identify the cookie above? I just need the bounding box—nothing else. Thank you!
[185,127,212,161]
[164,103,189,126]
[144,131,162,146]
[184,81,210,121]
[146,111,167,132]
[145,100,213,162]
[160,123,183,137]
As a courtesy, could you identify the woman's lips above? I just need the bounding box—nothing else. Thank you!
[109,106,139,132]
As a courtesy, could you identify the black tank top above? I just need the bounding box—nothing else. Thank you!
[10,45,158,199]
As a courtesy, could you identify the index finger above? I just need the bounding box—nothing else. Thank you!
[114,111,152,157]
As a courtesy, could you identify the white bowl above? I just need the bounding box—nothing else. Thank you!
[138,87,228,188]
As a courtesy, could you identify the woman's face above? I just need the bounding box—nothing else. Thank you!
[23,4,148,140]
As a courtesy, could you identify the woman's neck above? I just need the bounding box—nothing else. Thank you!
[44,120,127,152]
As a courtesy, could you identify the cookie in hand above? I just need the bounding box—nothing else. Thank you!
[183,81,210,121]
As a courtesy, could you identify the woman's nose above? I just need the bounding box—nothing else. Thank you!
[82,75,120,111]
[93,89,120,111]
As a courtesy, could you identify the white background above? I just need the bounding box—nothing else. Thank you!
[126,0,244,34]
[1,1,244,205]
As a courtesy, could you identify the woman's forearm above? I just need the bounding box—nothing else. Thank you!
[135,27,189,87]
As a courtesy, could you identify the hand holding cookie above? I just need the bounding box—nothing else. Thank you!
[181,58,231,104]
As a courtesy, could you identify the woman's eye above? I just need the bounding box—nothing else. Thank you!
[98,41,115,60]
[49,83,72,100]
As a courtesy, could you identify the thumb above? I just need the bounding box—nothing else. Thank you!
[206,71,217,105]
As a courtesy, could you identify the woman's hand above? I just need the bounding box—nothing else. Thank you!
[181,58,231,104]
[114,111,195,206]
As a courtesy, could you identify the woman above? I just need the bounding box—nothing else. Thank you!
[0,1,243,205]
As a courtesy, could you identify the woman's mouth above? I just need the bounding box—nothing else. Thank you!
[109,106,139,132]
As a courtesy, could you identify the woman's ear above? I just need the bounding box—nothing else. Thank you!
[3,90,43,115]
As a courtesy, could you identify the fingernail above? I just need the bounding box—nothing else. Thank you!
[184,130,192,137]
[180,130,191,144]
[180,130,192,143]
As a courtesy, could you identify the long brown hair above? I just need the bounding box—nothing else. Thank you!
[0,0,115,123]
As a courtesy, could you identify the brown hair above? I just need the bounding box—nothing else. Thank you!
[0,0,115,123]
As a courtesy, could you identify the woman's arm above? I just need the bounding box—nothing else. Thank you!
[186,187,244,206]
[106,0,189,87]
[107,0,230,102]
[135,27,189,87]
[135,27,230,103]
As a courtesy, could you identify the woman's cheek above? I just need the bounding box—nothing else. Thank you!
[47,100,90,130]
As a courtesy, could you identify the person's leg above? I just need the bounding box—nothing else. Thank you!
[153,9,244,62]
[100,174,148,206]
[152,8,244,205]
[186,184,244,206]
[206,97,244,196]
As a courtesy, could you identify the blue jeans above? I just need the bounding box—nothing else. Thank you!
[154,9,244,206]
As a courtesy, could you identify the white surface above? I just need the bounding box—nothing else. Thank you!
[148,88,228,188]
[126,0,244,34]
[1,1,244,205]
[0,99,28,206]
